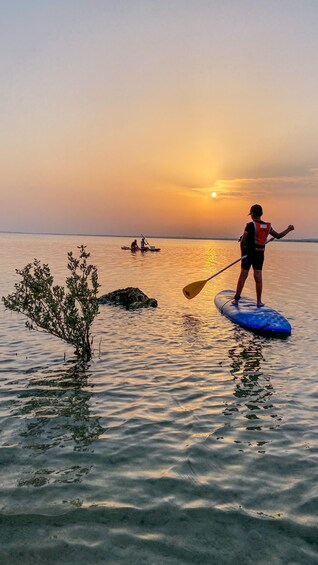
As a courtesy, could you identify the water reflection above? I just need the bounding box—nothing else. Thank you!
[181,314,211,358]
[14,360,104,487]
[182,314,202,340]
[224,329,282,450]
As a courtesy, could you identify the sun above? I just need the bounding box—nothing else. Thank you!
[211,191,217,198]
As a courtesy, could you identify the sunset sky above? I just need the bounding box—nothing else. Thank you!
[1,0,318,239]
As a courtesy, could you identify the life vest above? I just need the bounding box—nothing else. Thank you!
[253,221,271,250]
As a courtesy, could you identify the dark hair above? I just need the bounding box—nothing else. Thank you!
[249,204,263,216]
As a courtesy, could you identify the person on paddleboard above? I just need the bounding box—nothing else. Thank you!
[232,204,294,307]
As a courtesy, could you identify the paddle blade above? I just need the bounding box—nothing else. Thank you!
[182,279,208,300]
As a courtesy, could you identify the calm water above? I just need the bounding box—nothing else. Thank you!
[0,234,317,564]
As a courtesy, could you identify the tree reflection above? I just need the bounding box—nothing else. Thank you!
[15,360,104,488]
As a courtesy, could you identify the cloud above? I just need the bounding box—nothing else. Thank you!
[191,168,318,200]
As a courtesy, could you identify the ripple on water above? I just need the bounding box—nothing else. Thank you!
[0,505,317,564]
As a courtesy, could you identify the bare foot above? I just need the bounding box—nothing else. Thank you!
[257,302,265,308]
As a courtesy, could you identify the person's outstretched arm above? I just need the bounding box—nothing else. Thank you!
[270,225,294,239]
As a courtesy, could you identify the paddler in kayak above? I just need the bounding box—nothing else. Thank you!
[140,237,148,251]
[131,239,139,251]
[233,204,294,307]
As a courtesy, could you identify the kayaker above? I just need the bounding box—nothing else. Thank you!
[140,237,148,251]
[131,239,139,251]
[233,204,294,307]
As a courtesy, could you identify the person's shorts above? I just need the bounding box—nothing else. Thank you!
[241,251,264,271]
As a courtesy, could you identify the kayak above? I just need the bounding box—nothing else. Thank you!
[121,246,161,252]
[214,289,291,336]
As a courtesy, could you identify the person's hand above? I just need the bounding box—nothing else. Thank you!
[288,225,294,232]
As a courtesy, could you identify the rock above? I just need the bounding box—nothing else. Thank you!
[98,287,158,309]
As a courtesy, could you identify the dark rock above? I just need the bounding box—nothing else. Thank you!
[98,287,158,309]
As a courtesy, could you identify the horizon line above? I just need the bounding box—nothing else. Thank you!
[0,230,317,243]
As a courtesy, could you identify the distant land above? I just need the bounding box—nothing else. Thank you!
[0,231,317,243]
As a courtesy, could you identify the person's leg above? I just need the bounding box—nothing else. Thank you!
[233,268,249,304]
[253,269,264,306]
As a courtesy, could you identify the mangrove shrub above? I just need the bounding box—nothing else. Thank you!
[2,245,99,361]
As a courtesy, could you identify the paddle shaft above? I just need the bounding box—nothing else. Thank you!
[205,237,274,282]
[141,233,150,246]
[205,254,247,282]
[182,238,275,299]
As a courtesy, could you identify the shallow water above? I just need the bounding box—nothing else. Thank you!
[0,234,318,564]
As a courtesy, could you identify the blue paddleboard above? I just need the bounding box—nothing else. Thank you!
[214,290,291,336]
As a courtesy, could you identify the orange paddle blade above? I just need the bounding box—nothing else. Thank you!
[182,279,208,300]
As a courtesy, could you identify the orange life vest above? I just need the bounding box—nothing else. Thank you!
[253,221,271,250]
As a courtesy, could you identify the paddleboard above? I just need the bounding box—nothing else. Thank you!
[214,290,291,336]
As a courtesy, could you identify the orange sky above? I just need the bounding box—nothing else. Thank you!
[1,1,318,238]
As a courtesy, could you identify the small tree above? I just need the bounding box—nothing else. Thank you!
[2,245,99,361]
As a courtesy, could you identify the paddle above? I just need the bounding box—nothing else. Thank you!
[141,234,155,250]
[183,238,274,300]
[141,233,149,245]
